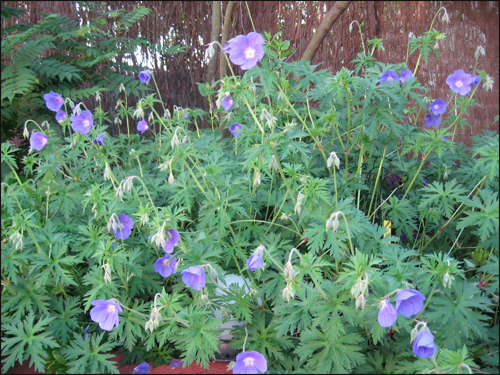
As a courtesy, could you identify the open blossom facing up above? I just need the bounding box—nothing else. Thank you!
[71,110,94,135]
[224,32,265,70]
[108,213,134,240]
[90,299,122,331]
[154,254,177,277]
[412,327,437,358]
[230,123,243,136]
[380,70,399,85]
[446,69,473,95]
[93,134,105,146]
[44,91,64,112]
[399,68,413,84]
[429,98,447,115]
[55,110,67,123]
[30,132,49,151]
[138,70,151,83]
[181,266,206,290]
[396,289,426,317]
[233,351,268,374]
[137,119,149,134]
[424,113,441,128]
[377,298,398,328]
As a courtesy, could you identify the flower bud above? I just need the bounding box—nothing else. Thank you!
[329,151,340,169]
[269,154,278,171]
[442,10,450,24]
[103,262,112,284]
[442,271,454,289]
[410,326,419,342]
[95,90,101,103]
[104,162,111,181]
[355,294,366,310]
[325,218,333,231]
[253,169,261,188]
[171,133,180,149]
[23,124,29,139]
[168,172,175,187]
[284,261,296,282]
[205,42,215,60]
[331,216,340,233]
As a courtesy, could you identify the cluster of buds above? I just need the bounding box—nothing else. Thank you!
[171,128,180,149]
[150,222,168,249]
[103,162,112,181]
[102,261,112,284]
[132,100,144,120]
[9,229,23,250]
[475,45,485,60]
[144,298,162,333]
[441,8,450,23]
[116,176,134,199]
[107,214,119,234]
[326,211,340,233]
[327,151,340,169]
[205,41,216,60]
[294,192,305,215]
[282,282,295,303]
[351,273,369,310]
[260,108,277,130]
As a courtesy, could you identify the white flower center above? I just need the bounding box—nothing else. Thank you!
[434,104,439,110]
[456,81,463,88]
[244,47,256,59]
[83,119,90,128]
[164,258,170,267]
[388,76,393,81]
[244,357,255,367]
[107,304,116,313]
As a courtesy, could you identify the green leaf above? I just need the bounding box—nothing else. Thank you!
[1,313,59,373]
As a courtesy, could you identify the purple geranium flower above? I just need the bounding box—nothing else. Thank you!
[428,98,447,115]
[154,254,177,278]
[229,123,243,136]
[71,110,93,135]
[44,91,64,112]
[183,113,189,119]
[163,229,180,253]
[441,137,448,141]
[412,327,436,358]
[225,32,265,70]
[133,362,150,374]
[55,110,67,123]
[30,132,49,151]
[137,119,148,134]
[138,70,151,83]
[399,68,413,84]
[377,298,398,328]
[93,134,105,145]
[380,70,399,85]
[181,266,206,290]
[169,359,182,368]
[247,252,263,271]
[470,74,480,85]
[396,289,426,317]
[90,299,122,331]
[108,213,134,240]
[222,96,234,111]
[233,351,268,374]
[446,69,473,95]
[424,114,441,128]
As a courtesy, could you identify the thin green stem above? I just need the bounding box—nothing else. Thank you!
[367,146,387,218]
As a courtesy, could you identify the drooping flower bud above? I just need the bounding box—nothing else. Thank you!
[171,132,180,149]
[442,271,454,289]
[355,294,366,310]
[168,172,175,187]
[253,168,261,188]
[284,261,296,282]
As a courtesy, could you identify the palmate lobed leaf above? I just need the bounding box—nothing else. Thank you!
[61,332,120,374]
[1,313,59,374]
